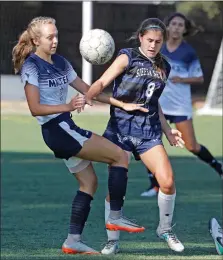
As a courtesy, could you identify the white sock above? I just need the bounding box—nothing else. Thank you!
[158,190,176,232]
[105,199,120,241]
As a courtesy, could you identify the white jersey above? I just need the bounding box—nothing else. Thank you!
[159,41,203,117]
[20,53,77,124]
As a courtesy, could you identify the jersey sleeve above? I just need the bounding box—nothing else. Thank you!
[63,58,77,83]
[20,62,39,88]
[117,48,132,71]
[188,50,203,78]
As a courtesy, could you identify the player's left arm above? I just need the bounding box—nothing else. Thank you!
[170,76,203,84]
[158,103,185,148]
[158,102,171,134]
[170,50,204,84]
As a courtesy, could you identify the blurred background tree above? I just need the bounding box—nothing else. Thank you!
[176,1,222,19]
[1,1,222,97]
[176,1,223,29]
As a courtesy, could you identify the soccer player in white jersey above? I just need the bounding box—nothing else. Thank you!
[12,16,148,255]
[141,12,223,198]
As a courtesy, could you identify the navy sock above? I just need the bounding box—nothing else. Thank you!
[147,170,160,188]
[69,190,93,235]
[193,144,217,165]
[108,166,128,211]
[194,145,222,176]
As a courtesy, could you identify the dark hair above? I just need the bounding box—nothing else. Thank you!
[129,18,167,71]
[164,12,202,37]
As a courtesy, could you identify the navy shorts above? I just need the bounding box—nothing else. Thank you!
[103,127,163,161]
[41,112,92,172]
[164,114,191,124]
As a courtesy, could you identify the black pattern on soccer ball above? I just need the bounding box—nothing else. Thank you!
[79,29,115,65]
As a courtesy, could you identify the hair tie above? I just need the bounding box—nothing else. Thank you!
[145,25,163,31]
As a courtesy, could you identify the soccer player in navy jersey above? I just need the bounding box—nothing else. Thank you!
[141,13,223,198]
[12,16,148,255]
[86,18,185,254]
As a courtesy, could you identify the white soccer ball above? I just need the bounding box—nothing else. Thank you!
[79,29,115,65]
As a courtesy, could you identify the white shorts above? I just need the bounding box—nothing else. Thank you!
[63,157,91,173]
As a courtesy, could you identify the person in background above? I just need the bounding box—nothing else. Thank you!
[141,12,222,198]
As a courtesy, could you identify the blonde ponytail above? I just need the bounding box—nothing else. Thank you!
[12,16,56,74]
[12,30,35,74]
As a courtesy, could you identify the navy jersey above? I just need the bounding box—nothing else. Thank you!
[108,47,171,138]
[20,53,77,124]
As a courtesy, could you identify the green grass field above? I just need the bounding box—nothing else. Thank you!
[1,114,222,260]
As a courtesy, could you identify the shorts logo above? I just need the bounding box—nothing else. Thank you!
[117,133,143,146]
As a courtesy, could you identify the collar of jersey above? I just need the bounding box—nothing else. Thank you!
[31,53,55,66]
[138,47,155,64]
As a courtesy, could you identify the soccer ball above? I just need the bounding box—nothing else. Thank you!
[79,29,115,65]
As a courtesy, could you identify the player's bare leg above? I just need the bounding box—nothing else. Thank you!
[176,119,223,178]
[140,145,184,252]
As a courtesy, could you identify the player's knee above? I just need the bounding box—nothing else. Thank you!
[159,175,175,193]
[111,147,128,168]
[186,143,200,153]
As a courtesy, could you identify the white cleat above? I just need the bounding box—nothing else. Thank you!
[101,240,120,255]
[209,218,223,255]
[141,187,159,197]
[157,227,184,252]
[106,215,145,233]
[62,239,100,255]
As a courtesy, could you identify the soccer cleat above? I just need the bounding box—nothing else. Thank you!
[156,227,184,252]
[101,240,120,255]
[209,218,223,255]
[62,240,100,255]
[140,186,159,197]
[106,215,145,233]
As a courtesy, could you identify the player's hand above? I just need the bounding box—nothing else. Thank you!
[68,94,86,113]
[122,103,149,113]
[165,128,185,148]
[84,94,93,106]
[170,76,183,83]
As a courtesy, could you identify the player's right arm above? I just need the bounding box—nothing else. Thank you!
[85,54,129,102]
[70,76,148,113]
[69,55,148,113]
[22,62,84,116]
[25,84,84,116]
